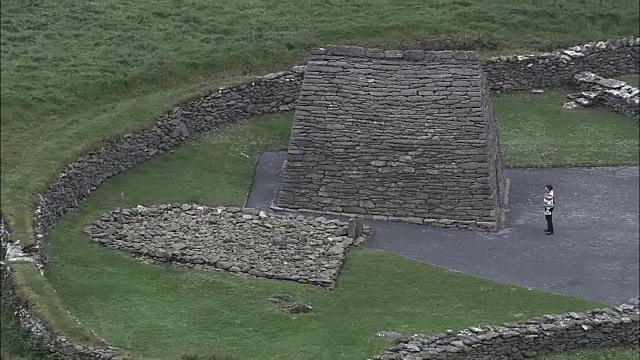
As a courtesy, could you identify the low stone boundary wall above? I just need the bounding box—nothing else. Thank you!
[2,36,639,360]
[571,72,639,119]
[83,204,368,288]
[482,37,639,91]
[371,298,640,360]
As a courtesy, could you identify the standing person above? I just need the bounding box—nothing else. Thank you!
[544,184,555,235]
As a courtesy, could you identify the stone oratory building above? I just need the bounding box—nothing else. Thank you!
[277,45,507,230]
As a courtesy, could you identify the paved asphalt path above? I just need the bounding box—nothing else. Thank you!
[246,151,639,305]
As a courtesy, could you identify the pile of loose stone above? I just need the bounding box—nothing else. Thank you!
[563,71,639,118]
[84,204,368,288]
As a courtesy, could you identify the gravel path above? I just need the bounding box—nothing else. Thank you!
[246,151,639,305]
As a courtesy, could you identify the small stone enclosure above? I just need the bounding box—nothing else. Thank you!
[277,46,506,230]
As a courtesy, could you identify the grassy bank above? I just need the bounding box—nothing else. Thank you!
[544,347,640,359]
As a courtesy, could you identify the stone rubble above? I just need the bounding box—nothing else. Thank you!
[267,293,313,314]
[567,71,640,119]
[83,204,368,288]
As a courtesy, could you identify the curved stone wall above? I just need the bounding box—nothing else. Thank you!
[370,298,640,360]
[28,36,640,271]
[83,204,368,288]
[2,37,639,359]
[33,67,305,268]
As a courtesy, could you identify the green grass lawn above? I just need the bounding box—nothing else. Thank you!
[494,89,639,166]
[2,1,640,359]
[617,74,640,88]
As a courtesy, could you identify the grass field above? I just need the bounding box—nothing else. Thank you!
[617,74,640,88]
[1,0,639,359]
[2,98,638,359]
[494,89,639,166]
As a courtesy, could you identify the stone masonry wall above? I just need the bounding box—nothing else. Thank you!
[480,71,506,217]
[371,298,640,360]
[277,46,505,231]
[572,71,639,120]
[482,37,639,91]
[2,37,639,359]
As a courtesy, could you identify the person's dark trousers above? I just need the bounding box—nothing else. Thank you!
[545,207,554,234]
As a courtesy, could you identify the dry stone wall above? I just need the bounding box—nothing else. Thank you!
[480,72,507,219]
[371,298,640,360]
[571,72,639,119]
[482,37,639,91]
[1,36,639,360]
[83,204,368,288]
[277,46,506,231]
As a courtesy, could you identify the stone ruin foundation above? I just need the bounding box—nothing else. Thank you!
[83,204,369,288]
[277,46,507,230]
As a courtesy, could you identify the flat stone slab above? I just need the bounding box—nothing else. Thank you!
[84,204,367,288]
[248,151,640,304]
